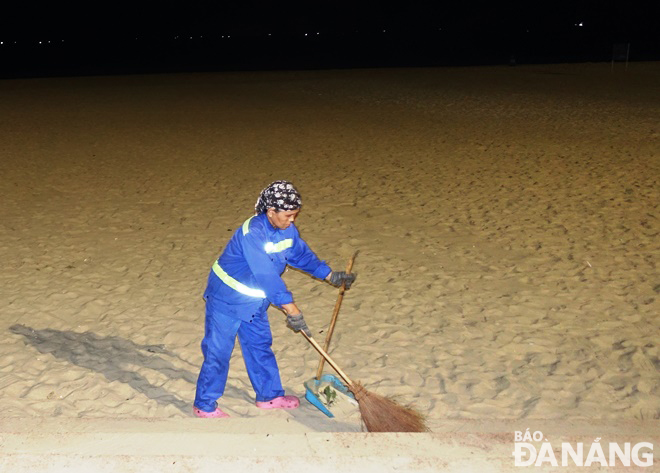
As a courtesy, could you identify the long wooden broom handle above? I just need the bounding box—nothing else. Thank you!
[303,332,354,387]
[315,250,359,380]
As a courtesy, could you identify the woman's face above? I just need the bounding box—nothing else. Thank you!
[267,208,300,230]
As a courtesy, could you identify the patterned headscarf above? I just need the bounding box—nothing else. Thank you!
[254,180,302,215]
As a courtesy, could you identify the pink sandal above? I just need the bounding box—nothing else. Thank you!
[193,407,229,418]
[256,395,300,409]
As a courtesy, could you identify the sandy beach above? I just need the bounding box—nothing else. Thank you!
[1,62,658,467]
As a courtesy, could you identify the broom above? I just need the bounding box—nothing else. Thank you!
[315,250,359,380]
[301,331,428,432]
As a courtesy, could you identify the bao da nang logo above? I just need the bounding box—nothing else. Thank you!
[513,429,654,467]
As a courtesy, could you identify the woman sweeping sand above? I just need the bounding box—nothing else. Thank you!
[194,180,355,417]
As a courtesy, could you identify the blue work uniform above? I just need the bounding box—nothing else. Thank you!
[194,213,332,412]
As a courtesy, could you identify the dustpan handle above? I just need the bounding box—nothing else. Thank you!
[315,251,358,380]
[303,332,354,387]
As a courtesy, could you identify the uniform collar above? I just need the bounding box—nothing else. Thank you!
[259,212,280,232]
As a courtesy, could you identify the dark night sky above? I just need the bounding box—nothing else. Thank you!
[1,1,658,75]
[3,1,657,38]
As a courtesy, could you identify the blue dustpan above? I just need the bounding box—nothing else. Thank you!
[304,374,355,418]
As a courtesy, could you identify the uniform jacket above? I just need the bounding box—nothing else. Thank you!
[203,213,332,321]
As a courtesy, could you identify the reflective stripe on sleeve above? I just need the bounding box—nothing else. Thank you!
[242,216,255,236]
[212,261,266,298]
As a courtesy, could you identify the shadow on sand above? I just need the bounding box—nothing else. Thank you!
[10,324,200,414]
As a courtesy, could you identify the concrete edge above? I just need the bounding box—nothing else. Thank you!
[0,418,657,472]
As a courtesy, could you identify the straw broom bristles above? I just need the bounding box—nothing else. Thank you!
[303,333,428,432]
[350,382,428,433]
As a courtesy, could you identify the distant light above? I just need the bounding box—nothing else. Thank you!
[575,22,584,27]
[0,42,3,45]
[383,30,386,33]
[316,32,320,35]
[304,33,308,36]
[39,41,42,44]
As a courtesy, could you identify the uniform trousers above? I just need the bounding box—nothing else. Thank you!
[193,296,284,412]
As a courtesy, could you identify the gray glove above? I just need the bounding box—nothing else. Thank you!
[287,313,311,337]
[328,271,356,289]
